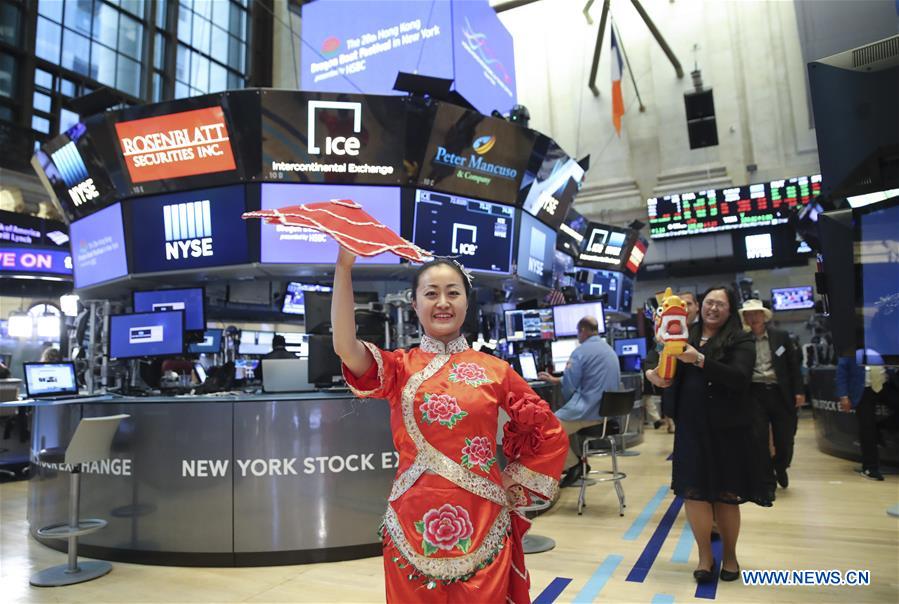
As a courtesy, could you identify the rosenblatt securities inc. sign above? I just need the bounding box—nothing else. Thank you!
[114,106,237,183]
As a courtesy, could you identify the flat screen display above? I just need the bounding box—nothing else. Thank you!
[418,103,535,204]
[260,183,401,264]
[282,282,333,315]
[856,199,899,363]
[519,139,583,229]
[557,207,588,258]
[647,174,822,239]
[744,232,774,259]
[70,202,129,288]
[133,287,205,331]
[24,362,78,398]
[239,330,275,355]
[504,308,554,342]
[518,352,538,381]
[234,358,259,380]
[550,338,579,372]
[278,332,309,356]
[188,329,223,354]
[412,189,514,273]
[0,247,72,277]
[128,185,249,273]
[516,212,556,287]
[771,286,814,311]
[552,301,605,337]
[109,310,185,359]
[576,222,635,270]
[300,1,453,99]
[614,337,646,358]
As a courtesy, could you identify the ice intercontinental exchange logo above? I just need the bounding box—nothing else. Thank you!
[163,200,213,261]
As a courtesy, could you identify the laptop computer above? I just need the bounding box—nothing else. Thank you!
[262,358,314,393]
[23,362,79,399]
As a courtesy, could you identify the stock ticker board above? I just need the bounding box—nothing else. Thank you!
[648,174,821,239]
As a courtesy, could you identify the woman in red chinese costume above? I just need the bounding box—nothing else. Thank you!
[332,249,568,603]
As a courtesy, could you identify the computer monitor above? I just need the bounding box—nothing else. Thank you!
[552,302,605,338]
[281,282,332,315]
[133,287,205,331]
[262,358,312,393]
[238,331,274,355]
[108,311,185,359]
[234,358,260,381]
[550,338,579,372]
[614,338,646,358]
[518,352,539,381]
[188,328,222,354]
[304,291,380,335]
[23,362,78,398]
[619,355,642,372]
[278,332,309,356]
[504,308,555,342]
[308,335,343,387]
[771,286,814,311]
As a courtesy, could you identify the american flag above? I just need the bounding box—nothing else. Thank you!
[544,288,566,306]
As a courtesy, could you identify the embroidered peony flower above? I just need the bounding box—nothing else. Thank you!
[461,436,496,472]
[415,503,474,556]
[448,362,492,388]
[420,393,467,428]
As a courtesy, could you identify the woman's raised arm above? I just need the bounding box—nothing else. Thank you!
[331,247,372,377]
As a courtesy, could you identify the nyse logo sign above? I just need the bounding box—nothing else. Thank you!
[537,192,560,216]
[50,141,99,207]
[308,100,362,156]
[163,200,213,260]
[452,224,478,256]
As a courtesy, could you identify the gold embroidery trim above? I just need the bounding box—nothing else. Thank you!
[383,504,509,580]
[503,461,559,501]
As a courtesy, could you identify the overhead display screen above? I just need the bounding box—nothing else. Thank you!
[300,1,453,98]
[575,221,635,271]
[771,286,814,311]
[114,105,238,185]
[128,184,249,274]
[261,91,409,185]
[418,103,535,204]
[557,207,588,258]
[33,120,116,222]
[648,173,822,239]
[516,212,556,287]
[451,0,518,116]
[856,199,899,364]
[260,183,401,264]
[0,247,71,277]
[519,138,583,229]
[70,202,129,289]
[412,189,514,273]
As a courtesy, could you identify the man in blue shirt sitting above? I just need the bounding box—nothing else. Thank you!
[538,316,621,487]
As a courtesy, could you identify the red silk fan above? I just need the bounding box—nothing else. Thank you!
[242,199,432,263]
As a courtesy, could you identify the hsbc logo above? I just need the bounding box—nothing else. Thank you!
[451,224,478,256]
[308,100,362,156]
[163,200,213,260]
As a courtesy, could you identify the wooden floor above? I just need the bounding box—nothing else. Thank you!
[2,413,897,603]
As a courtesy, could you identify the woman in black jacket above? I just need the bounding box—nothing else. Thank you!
[647,286,771,583]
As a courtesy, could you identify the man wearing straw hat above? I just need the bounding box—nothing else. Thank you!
[739,299,804,494]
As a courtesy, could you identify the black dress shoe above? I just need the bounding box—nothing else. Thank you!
[776,468,789,488]
[720,566,741,582]
[693,564,716,583]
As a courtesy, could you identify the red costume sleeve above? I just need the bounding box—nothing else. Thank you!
[500,368,569,502]
[341,341,401,399]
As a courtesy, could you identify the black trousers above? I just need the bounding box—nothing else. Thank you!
[751,384,797,487]
[856,388,880,471]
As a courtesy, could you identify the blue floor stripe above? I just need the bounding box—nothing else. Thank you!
[572,554,623,604]
[623,485,669,541]
[671,519,694,563]
[694,538,723,599]
[652,595,675,604]
[626,495,684,582]
[533,577,572,604]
